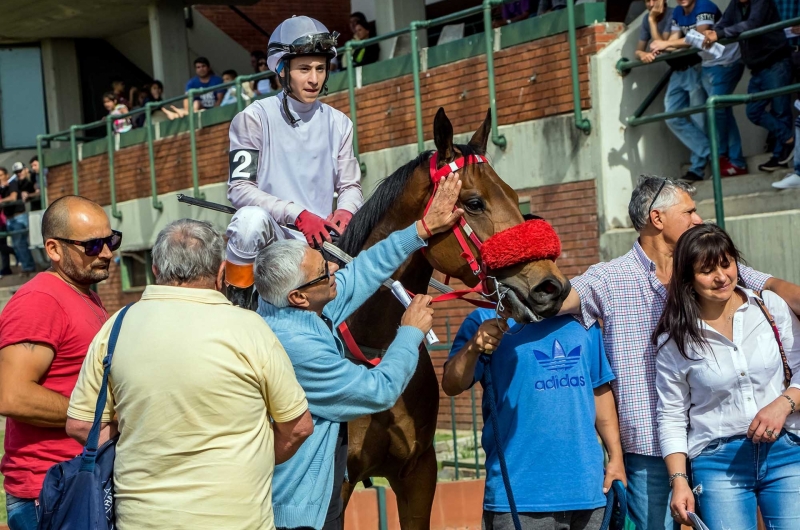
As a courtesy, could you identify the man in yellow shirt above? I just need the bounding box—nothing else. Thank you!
[66,219,313,529]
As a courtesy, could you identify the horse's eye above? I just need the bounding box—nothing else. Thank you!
[463,198,485,213]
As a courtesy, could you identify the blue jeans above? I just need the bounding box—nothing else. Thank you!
[691,432,800,530]
[6,494,38,530]
[702,62,746,167]
[624,453,680,530]
[746,58,794,157]
[6,213,35,272]
[664,66,710,175]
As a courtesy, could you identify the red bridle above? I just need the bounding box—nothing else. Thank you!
[338,152,497,366]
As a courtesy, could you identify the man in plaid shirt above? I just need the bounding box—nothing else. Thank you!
[559,176,800,530]
[775,0,800,76]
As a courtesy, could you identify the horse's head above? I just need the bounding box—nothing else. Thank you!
[422,108,570,322]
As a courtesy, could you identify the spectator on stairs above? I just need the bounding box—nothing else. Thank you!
[0,162,36,275]
[221,69,253,106]
[111,78,129,108]
[640,0,709,181]
[703,0,795,173]
[183,57,224,113]
[349,12,380,68]
[0,167,14,277]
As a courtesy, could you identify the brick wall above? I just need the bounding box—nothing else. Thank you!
[196,0,352,57]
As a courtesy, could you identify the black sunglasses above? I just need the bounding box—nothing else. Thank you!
[648,178,668,214]
[295,256,331,290]
[53,230,122,256]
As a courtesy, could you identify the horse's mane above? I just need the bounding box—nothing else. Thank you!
[337,143,484,257]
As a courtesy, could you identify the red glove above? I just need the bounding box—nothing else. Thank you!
[295,210,334,247]
[326,209,354,235]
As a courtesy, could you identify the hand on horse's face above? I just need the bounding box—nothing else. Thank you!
[419,172,464,239]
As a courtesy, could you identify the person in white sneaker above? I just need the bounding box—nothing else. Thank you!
[773,114,800,190]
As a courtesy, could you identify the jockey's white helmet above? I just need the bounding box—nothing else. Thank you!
[267,16,339,73]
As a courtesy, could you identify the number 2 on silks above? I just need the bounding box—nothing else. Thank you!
[228,149,259,182]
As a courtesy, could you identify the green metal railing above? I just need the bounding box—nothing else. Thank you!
[618,15,800,228]
[37,0,593,213]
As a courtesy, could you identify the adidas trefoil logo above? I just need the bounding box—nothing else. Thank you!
[532,340,585,390]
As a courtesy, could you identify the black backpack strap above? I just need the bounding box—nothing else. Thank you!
[80,303,134,472]
[753,290,793,389]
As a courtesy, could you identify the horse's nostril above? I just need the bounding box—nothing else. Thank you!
[534,279,560,297]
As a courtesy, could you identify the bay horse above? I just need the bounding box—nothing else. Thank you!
[337,108,570,529]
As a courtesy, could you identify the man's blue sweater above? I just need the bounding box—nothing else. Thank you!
[259,223,426,529]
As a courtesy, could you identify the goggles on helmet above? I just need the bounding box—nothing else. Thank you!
[268,31,339,56]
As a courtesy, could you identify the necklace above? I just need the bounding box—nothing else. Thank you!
[64,279,108,325]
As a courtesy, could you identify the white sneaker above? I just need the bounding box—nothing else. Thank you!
[772,173,800,190]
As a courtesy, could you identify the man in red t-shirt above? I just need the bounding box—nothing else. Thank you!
[0,195,119,530]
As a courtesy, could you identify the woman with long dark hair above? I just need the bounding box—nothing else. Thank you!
[654,223,800,530]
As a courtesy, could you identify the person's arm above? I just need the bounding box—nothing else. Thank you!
[651,29,690,51]
[665,452,693,526]
[557,265,608,328]
[656,344,693,526]
[273,410,314,464]
[763,278,800,316]
[746,291,800,443]
[442,316,506,396]
[712,0,770,40]
[65,418,118,446]
[333,118,363,216]
[285,304,427,422]
[0,342,70,427]
[594,383,626,492]
[325,174,463,325]
[635,40,659,63]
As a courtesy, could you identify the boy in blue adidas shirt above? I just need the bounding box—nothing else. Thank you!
[442,309,625,530]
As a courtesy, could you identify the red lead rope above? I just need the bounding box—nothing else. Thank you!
[338,152,497,366]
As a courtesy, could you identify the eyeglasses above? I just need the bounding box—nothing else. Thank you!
[648,178,668,213]
[53,230,122,256]
[295,257,331,290]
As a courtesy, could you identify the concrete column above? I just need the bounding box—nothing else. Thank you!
[148,0,191,98]
[374,0,427,60]
[40,39,82,133]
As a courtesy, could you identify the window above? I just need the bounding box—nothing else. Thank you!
[0,46,47,150]
[120,250,153,292]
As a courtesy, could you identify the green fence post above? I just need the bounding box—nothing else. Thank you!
[410,21,426,153]
[69,125,79,195]
[375,486,388,530]
[450,396,460,480]
[36,134,48,209]
[567,0,591,134]
[105,119,122,219]
[145,103,163,211]
[470,386,480,478]
[187,89,206,200]
[706,97,725,229]
[482,0,507,148]
[236,76,245,112]
[345,44,367,175]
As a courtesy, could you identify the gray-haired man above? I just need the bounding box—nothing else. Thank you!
[66,219,313,529]
[558,176,800,530]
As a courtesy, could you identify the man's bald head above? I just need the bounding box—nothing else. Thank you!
[42,196,107,241]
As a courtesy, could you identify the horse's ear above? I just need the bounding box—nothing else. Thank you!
[433,107,454,164]
[468,109,491,153]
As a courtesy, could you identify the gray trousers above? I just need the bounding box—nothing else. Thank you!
[483,508,605,530]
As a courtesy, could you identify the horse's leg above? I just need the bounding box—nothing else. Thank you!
[387,445,438,530]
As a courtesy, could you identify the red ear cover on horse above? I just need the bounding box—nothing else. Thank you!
[481,219,561,271]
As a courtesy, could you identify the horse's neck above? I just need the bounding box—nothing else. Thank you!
[346,235,434,348]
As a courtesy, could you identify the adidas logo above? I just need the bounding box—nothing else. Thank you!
[532,340,585,391]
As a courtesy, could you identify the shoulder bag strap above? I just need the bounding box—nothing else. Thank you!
[753,290,792,389]
[80,303,135,472]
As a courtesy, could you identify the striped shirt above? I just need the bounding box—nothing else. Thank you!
[571,240,771,456]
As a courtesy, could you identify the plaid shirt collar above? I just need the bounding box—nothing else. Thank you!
[632,239,668,299]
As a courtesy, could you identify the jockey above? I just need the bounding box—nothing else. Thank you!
[226,15,363,249]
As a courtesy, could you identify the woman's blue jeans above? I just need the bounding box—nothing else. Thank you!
[691,432,800,530]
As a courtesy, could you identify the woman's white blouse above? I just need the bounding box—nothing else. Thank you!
[656,288,800,459]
